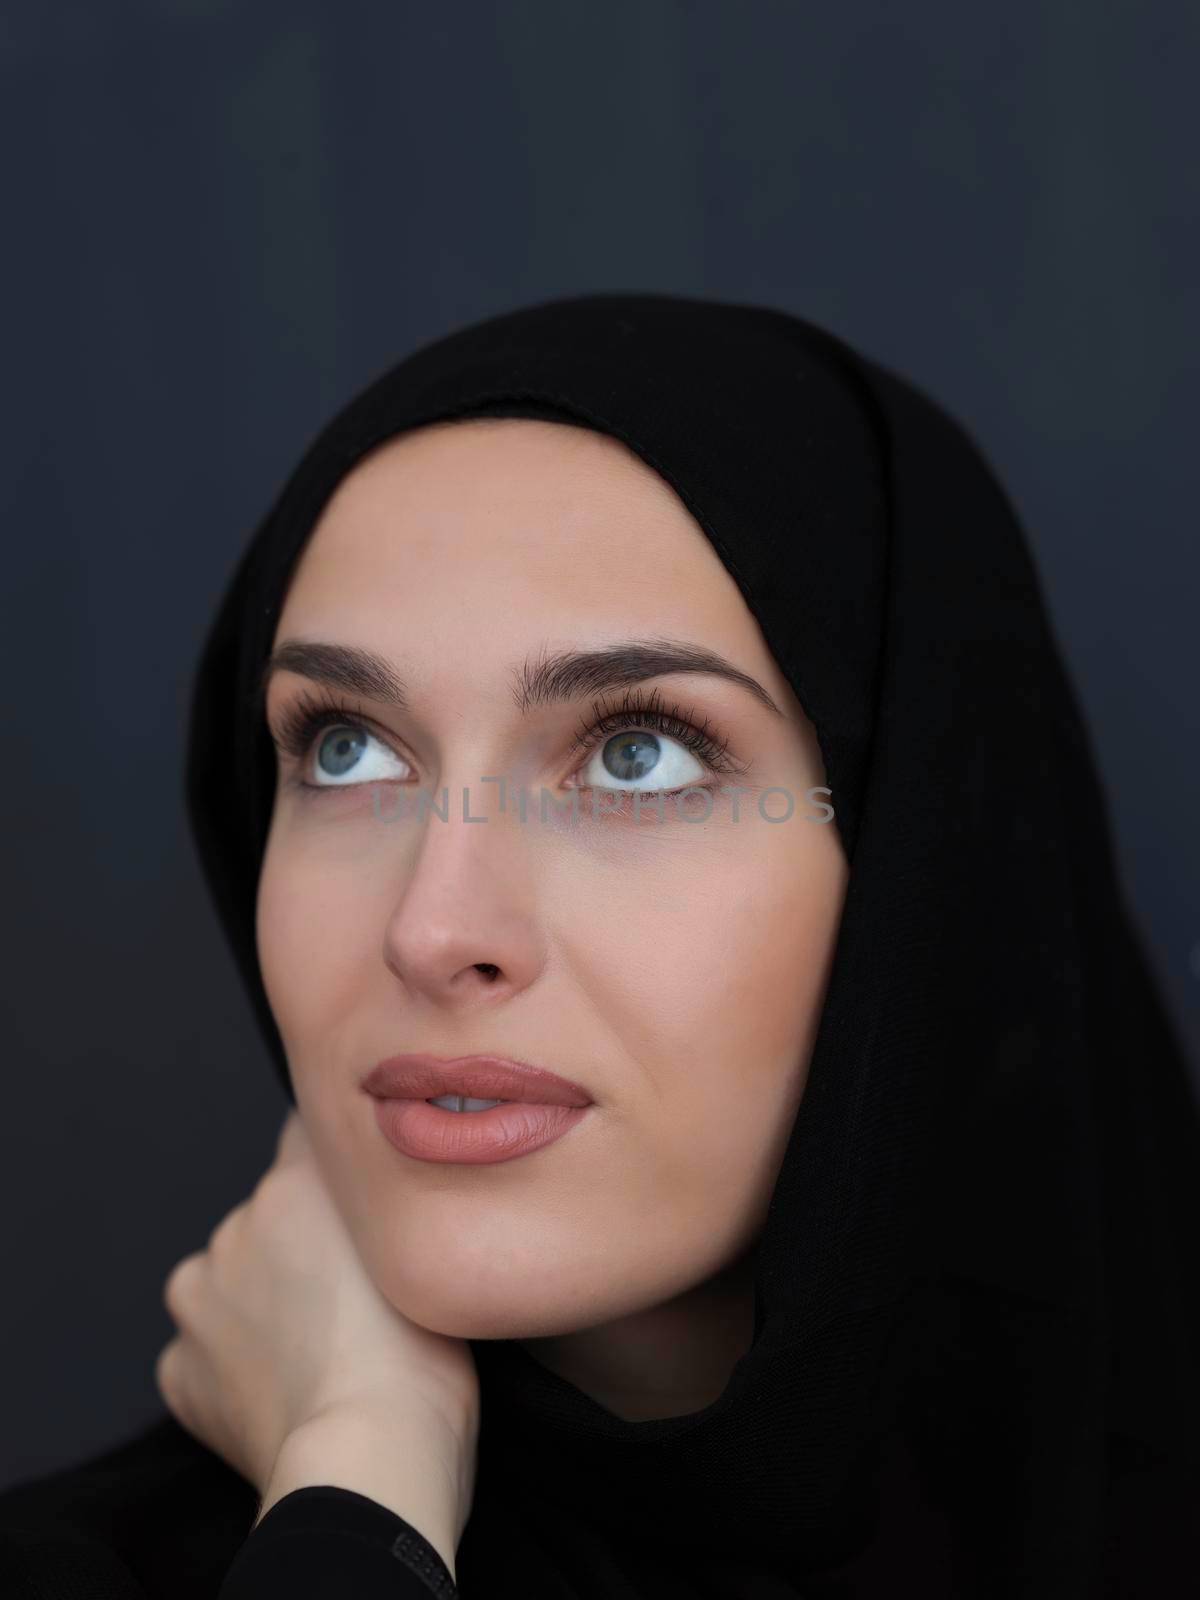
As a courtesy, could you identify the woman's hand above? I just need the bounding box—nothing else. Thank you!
[155,1108,480,1501]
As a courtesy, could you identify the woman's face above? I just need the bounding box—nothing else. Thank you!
[257,418,848,1342]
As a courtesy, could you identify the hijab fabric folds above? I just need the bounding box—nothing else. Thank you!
[185,293,1200,1597]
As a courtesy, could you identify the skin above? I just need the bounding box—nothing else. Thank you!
[256,417,849,1423]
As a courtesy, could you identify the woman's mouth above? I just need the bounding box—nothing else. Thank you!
[426,1095,506,1112]
[373,1095,591,1163]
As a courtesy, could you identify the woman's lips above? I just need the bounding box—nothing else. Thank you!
[362,1053,594,1107]
[370,1095,591,1165]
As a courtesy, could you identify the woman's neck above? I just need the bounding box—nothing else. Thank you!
[515,1245,760,1421]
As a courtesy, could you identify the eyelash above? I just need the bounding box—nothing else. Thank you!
[568,686,745,779]
[268,683,748,795]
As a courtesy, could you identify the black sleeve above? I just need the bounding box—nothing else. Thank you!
[218,1486,459,1598]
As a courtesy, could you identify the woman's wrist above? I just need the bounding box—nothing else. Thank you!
[255,1401,472,1581]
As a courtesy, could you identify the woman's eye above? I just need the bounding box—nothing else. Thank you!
[279,699,730,797]
[578,729,706,793]
[306,725,412,788]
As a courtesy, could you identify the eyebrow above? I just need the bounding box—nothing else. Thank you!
[256,637,784,720]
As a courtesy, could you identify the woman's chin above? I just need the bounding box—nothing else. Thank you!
[377,1268,605,1344]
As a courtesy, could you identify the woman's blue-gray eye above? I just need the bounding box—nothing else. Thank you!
[309,726,411,787]
[318,727,368,778]
[583,729,706,792]
[604,732,660,781]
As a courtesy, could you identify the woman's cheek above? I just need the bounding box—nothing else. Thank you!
[257,856,346,1035]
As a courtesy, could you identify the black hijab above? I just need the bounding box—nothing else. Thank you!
[185,292,1200,1597]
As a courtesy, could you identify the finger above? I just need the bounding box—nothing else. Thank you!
[208,1196,250,1255]
[162,1251,206,1324]
[154,1336,191,1421]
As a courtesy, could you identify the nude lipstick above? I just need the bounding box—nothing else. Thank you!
[362,1054,594,1165]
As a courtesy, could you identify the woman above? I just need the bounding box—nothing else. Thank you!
[1,292,1196,1598]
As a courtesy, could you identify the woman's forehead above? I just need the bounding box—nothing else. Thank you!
[321,414,662,512]
[274,420,780,668]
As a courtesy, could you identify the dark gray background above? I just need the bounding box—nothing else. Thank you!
[3,0,1197,1490]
